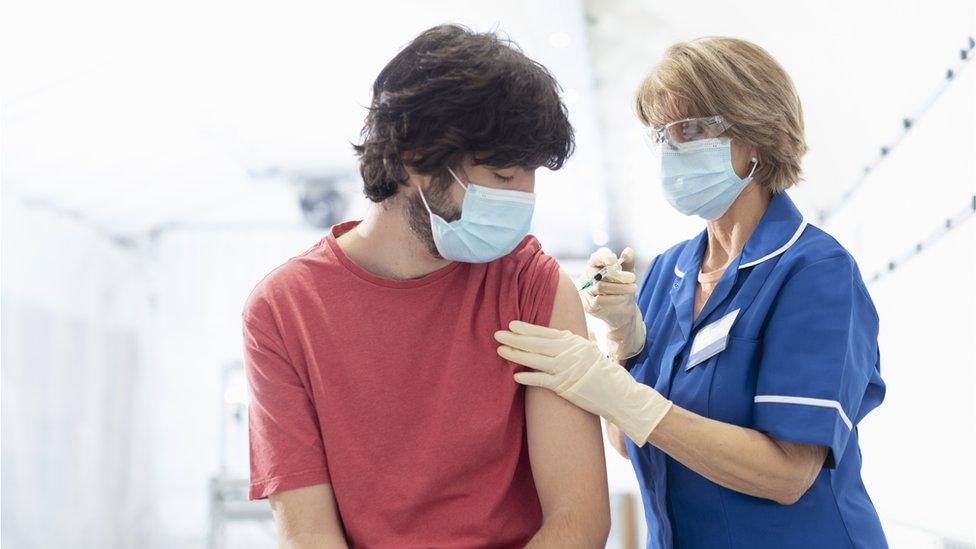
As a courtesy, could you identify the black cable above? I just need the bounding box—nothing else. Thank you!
[818,36,974,225]
[867,195,976,284]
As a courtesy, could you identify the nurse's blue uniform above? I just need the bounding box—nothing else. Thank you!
[626,192,887,548]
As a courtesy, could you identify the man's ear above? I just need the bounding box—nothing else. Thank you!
[401,159,430,190]
[401,152,422,186]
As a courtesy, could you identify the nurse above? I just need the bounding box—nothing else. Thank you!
[494,37,888,548]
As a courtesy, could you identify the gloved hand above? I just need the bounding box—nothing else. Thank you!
[581,247,646,360]
[495,320,672,446]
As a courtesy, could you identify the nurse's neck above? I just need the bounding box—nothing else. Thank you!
[702,181,772,272]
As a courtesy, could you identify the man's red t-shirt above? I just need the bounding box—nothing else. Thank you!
[242,220,561,548]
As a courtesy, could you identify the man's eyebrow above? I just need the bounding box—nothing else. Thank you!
[482,163,521,172]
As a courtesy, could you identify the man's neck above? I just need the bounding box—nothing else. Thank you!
[701,182,771,272]
[336,196,453,280]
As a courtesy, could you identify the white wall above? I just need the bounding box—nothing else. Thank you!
[1,198,155,548]
[830,49,976,547]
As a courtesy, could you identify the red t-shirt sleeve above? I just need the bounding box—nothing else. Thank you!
[514,236,562,329]
[242,306,330,500]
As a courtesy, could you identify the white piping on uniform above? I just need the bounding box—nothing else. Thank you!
[754,394,853,431]
[739,220,809,269]
[674,265,685,278]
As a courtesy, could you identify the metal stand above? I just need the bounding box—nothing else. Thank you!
[207,361,273,549]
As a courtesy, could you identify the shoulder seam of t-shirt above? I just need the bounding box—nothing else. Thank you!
[242,314,293,363]
[242,237,329,313]
[525,249,560,327]
[242,314,277,338]
[540,258,561,327]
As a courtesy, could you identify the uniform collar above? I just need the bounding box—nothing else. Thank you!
[672,191,807,280]
[737,192,807,269]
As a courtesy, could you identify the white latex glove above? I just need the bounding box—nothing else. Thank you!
[581,247,646,360]
[495,320,672,446]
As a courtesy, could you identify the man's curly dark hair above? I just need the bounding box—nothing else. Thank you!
[353,24,575,203]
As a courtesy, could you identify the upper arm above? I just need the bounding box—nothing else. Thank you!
[269,484,348,548]
[525,271,610,538]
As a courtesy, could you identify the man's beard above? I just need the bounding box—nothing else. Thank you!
[405,174,462,259]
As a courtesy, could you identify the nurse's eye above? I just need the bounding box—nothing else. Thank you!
[493,172,515,183]
[668,122,693,143]
[681,121,704,140]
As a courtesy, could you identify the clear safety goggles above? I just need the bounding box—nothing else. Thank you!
[643,115,732,152]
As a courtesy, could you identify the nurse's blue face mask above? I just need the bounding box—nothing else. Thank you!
[416,166,536,263]
[659,137,758,221]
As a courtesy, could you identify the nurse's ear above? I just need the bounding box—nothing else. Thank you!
[730,139,759,180]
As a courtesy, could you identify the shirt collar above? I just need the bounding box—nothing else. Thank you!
[673,192,807,279]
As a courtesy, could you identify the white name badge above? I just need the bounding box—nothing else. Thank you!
[686,308,740,371]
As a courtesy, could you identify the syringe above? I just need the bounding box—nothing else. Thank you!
[578,264,622,292]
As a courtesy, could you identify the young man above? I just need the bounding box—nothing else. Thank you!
[242,25,610,548]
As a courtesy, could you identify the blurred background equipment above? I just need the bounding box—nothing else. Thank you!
[206,361,273,549]
[298,175,351,229]
[2,0,974,547]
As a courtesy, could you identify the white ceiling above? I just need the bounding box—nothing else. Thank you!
[1,0,606,253]
[2,0,973,261]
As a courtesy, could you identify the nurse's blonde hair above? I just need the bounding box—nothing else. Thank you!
[635,37,807,193]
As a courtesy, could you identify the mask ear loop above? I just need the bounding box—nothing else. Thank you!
[746,156,759,179]
[419,166,468,216]
[416,182,434,216]
[446,166,469,191]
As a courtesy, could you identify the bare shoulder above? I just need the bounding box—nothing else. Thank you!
[548,270,587,336]
[526,267,600,443]
[524,269,611,542]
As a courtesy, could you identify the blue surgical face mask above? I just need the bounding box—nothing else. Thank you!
[417,167,536,263]
[659,137,758,220]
